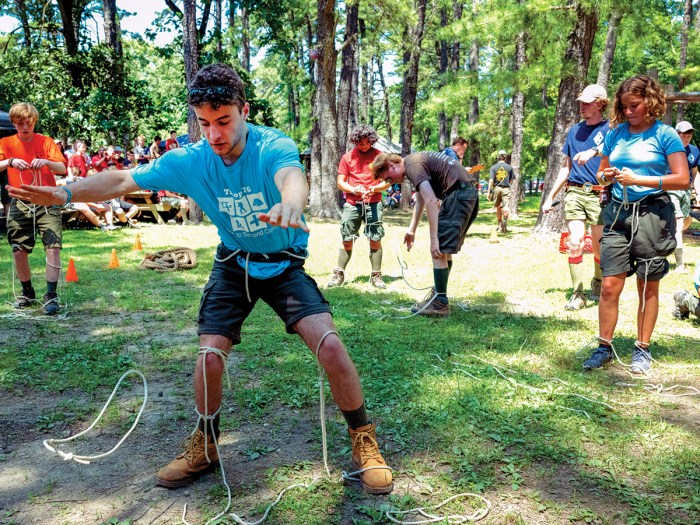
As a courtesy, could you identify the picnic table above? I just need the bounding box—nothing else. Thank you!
[123,191,172,224]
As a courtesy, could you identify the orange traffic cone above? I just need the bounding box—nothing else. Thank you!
[132,233,143,251]
[65,257,79,282]
[108,248,120,269]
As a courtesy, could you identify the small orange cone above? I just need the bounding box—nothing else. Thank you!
[108,248,120,269]
[132,233,143,251]
[65,258,79,282]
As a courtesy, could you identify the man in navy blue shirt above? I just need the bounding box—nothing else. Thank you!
[542,84,610,310]
[669,120,699,273]
[442,136,467,162]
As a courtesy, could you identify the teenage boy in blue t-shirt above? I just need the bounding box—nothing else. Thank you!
[7,63,393,495]
[542,84,610,311]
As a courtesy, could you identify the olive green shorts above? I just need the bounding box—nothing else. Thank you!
[340,201,385,242]
[492,186,510,207]
[6,199,63,252]
[667,189,691,219]
[564,186,604,225]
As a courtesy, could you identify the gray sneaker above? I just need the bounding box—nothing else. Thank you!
[14,293,36,309]
[630,345,651,375]
[565,291,587,311]
[589,278,602,302]
[327,268,345,288]
[42,293,60,316]
[370,272,386,289]
[583,345,613,371]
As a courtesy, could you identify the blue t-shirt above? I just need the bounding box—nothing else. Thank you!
[131,123,306,278]
[562,120,609,185]
[684,143,699,183]
[442,147,459,161]
[602,121,685,202]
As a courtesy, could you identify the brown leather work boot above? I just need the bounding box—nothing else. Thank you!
[156,429,219,488]
[348,423,393,494]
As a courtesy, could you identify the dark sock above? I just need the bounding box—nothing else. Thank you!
[433,268,450,304]
[338,249,352,270]
[341,403,369,430]
[447,260,453,275]
[46,281,58,295]
[21,280,35,297]
[369,248,383,272]
[198,413,220,439]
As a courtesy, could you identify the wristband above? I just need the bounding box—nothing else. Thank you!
[658,177,663,190]
[8,157,14,168]
[60,186,72,207]
[600,174,607,183]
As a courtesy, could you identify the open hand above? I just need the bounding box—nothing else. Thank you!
[6,184,65,206]
[258,204,310,232]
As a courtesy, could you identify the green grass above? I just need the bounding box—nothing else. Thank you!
[1,199,700,524]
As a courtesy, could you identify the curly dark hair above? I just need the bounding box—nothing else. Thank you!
[188,63,247,110]
[610,75,666,128]
[349,124,379,145]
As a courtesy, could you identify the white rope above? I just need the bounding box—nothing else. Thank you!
[396,249,434,291]
[385,492,492,524]
[43,369,147,464]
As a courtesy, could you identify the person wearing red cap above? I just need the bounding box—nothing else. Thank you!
[542,84,610,311]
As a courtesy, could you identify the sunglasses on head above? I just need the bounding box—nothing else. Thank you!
[188,86,235,98]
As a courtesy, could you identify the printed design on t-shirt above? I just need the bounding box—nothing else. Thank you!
[425,151,456,166]
[218,188,269,235]
[594,130,604,146]
[495,166,508,183]
[689,153,696,163]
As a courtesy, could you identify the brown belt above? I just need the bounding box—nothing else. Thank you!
[567,182,604,193]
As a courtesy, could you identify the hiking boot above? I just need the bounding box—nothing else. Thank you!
[583,345,613,371]
[14,291,36,309]
[673,290,692,320]
[370,271,386,289]
[156,429,219,489]
[418,299,450,317]
[630,345,652,375]
[327,268,345,288]
[348,423,393,494]
[565,291,587,311]
[42,293,60,316]
[500,218,508,233]
[589,278,602,302]
[410,288,437,313]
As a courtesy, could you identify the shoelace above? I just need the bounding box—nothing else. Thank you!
[352,431,382,462]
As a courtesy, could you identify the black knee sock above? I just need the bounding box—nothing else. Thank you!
[21,280,34,297]
[341,403,369,429]
[447,260,453,275]
[433,268,450,304]
[198,413,221,439]
[46,281,58,295]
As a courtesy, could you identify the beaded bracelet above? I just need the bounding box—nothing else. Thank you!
[59,186,72,207]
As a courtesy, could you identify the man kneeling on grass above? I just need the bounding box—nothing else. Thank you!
[370,151,479,317]
[7,63,393,495]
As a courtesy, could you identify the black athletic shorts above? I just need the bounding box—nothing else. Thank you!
[198,244,332,344]
[600,193,676,281]
[438,181,479,254]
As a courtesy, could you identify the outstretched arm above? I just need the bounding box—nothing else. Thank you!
[7,169,140,206]
[259,166,310,232]
[542,157,571,213]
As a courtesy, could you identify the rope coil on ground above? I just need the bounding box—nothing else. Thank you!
[139,248,198,272]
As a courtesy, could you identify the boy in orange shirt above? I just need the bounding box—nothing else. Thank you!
[0,102,67,314]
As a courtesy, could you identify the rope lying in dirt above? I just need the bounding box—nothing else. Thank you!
[139,248,198,272]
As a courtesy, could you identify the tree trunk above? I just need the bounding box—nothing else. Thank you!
[468,39,480,166]
[437,8,448,151]
[308,0,340,218]
[596,9,622,91]
[376,55,392,142]
[183,0,203,223]
[214,0,222,54]
[15,0,32,47]
[56,0,87,88]
[535,3,598,235]
[400,0,427,209]
[509,24,527,219]
[337,1,359,154]
[451,1,463,147]
[360,19,370,124]
[677,0,692,122]
[241,7,250,72]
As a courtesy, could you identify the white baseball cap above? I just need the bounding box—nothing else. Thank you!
[675,121,695,133]
[497,150,507,156]
[576,84,608,103]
